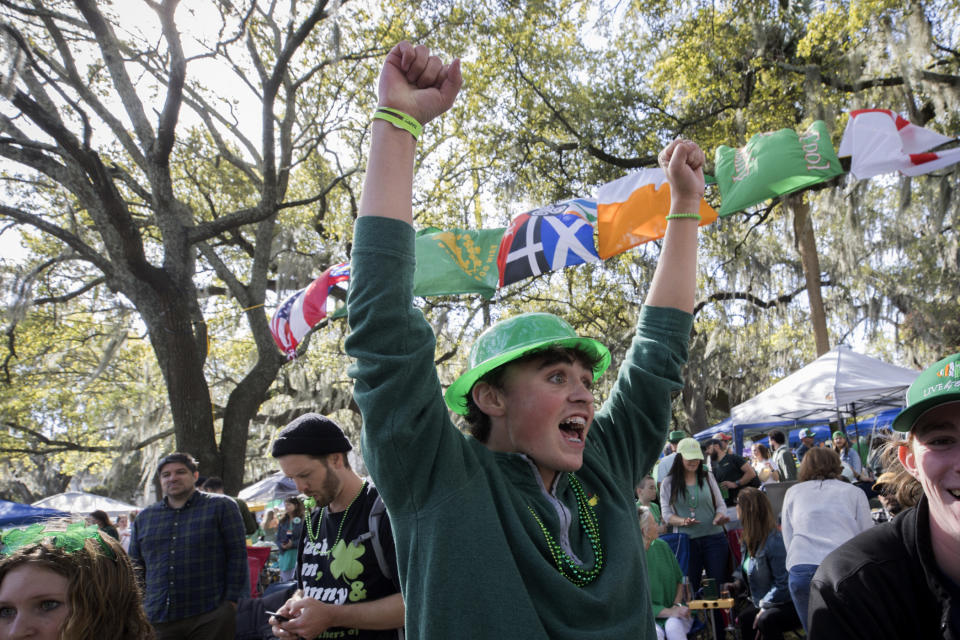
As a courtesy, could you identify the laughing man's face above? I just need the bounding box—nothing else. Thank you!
[901,401,960,544]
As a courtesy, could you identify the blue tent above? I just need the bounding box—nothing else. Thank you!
[697,407,903,458]
[0,499,68,527]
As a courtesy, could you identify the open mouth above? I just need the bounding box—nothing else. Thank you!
[559,416,586,444]
[947,489,960,500]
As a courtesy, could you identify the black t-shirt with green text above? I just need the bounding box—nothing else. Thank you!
[295,483,401,640]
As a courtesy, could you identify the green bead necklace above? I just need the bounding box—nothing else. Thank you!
[302,479,367,553]
[527,474,605,587]
[685,482,700,514]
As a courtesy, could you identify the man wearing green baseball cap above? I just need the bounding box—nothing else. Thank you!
[809,353,960,639]
[345,41,706,640]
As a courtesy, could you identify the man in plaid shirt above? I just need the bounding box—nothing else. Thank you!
[129,452,249,640]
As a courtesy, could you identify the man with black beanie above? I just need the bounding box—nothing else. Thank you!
[267,413,404,640]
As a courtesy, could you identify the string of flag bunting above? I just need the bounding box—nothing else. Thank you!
[270,109,960,358]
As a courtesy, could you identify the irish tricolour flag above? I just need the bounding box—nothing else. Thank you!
[595,168,716,259]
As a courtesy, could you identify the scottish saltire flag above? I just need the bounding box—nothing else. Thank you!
[595,168,717,259]
[838,109,960,179]
[414,227,505,298]
[269,262,351,358]
[497,200,600,287]
[714,120,843,217]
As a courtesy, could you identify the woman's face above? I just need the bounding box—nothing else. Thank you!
[284,501,296,516]
[0,563,71,640]
[901,402,960,543]
[682,457,701,473]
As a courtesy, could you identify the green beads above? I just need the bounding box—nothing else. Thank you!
[527,474,605,587]
[303,479,367,554]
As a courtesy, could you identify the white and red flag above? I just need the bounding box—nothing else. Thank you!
[269,262,350,358]
[838,109,960,179]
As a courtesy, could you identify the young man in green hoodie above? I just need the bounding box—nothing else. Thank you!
[345,41,704,639]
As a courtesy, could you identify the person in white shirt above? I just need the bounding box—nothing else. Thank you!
[781,447,872,632]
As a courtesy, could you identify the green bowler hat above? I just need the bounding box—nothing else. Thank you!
[668,430,686,443]
[892,352,960,432]
[444,312,611,415]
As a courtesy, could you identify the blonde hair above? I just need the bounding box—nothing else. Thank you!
[0,521,154,640]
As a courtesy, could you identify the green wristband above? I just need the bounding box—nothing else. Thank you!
[373,107,423,140]
[665,212,702,221]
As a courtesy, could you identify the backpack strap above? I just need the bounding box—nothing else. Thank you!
[349,491,392,582]
[367,493,392,582]
[349,491,404,640]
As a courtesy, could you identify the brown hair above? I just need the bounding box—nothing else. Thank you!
[262,509,278,528]
[281,496,304,523]
[156,451,198,475]
[737,487,777,558]
[0,521,154,640]
[752,443,771,460]
[90,510,113,528]
[798,446,843,481]
[878,437,924,508]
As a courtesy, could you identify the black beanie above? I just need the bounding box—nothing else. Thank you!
[271,413,353,458]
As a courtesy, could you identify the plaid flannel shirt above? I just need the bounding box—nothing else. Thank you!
[129,490,248,623]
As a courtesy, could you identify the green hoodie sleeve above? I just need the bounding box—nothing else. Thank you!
[346,216,479,514]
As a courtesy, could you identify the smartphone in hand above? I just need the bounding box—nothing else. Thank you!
[265,610,290,623]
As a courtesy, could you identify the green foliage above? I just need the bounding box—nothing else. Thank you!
[2,0,959,500]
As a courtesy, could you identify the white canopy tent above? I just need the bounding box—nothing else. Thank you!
[32,491,139,517]
[732,346,919,425]
[237,471,298,504]
[728,346,919,452]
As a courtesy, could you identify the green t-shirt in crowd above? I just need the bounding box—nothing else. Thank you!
[645,538,683,624]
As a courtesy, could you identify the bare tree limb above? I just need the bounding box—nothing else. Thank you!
[0,420,175,453]
[73,0,156,151]
[694,279,833,316]
[0,204,112,271]
[33,276,108,305]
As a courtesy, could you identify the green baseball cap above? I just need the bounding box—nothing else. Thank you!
[798,428,816,439]
[444,312,611,415]
[832,430,846,440]
[668,430,686,443]
[676,437,704,461]
[892,352,960,432]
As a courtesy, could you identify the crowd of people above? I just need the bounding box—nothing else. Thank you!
[0,41,958,640]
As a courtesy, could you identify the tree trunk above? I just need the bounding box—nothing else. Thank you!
[139,285,221,479]
[220,350,285,495]
[788,194,831,356]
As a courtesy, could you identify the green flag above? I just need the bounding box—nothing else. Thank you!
[714,120,843,217]
[413,227,505,299]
